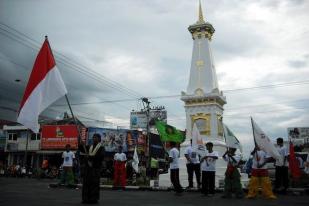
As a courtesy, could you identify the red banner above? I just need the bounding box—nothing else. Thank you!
[41,125,79,149]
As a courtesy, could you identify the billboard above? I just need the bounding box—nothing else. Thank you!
[41,125,79,150]
[130,109,167,130]
[288,127,309,146]
[130,111,147,130]
[87,128,147,153]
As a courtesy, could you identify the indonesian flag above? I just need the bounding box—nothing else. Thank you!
[251,117,281,160]
[17,37,67,133]
[289,141,301,180]
[192,123,206,157]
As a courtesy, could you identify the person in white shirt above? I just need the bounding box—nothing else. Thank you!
[200,142,218,196]
[113,146,127,189]
[274,137,289,194]
[184,139,201,188]
[169,141,183,194]
[222,148,244,198]
[246,146,276,199]
[59,144,75,186]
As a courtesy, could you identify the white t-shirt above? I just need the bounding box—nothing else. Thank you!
[223,154,241,167]
[201,151,219,171]
[184,146,200,164]
[275,146,289,167]
[114,153,127,162]
[169,147,180,169]
[252,150,269,169]
[62,151,75,167]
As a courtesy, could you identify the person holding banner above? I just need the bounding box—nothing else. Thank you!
[79,133,105,204]
[246,146,276,199]
[184,139,201,189]
[200,142,219,196]
[222,148,244,199]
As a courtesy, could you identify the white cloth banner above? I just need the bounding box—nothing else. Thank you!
[191,123,206,157]
[132,146,139,173]
[223,124,243,153]
[251,118,281,161]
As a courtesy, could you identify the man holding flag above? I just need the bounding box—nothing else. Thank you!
[250,118,282,198]
[246,146,276,199]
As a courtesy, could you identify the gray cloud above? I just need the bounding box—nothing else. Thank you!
[288,60,307,69]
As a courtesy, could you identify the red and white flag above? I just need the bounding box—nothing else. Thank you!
[17,37,67,133]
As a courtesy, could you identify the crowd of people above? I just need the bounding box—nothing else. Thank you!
[168,137,309,199]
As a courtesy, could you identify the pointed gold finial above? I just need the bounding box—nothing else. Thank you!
[198,0,205,23]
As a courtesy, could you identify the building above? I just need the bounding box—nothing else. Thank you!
[3,117,86,169]
[3,125,41,168]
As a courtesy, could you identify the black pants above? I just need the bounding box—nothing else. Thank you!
[186,163,201,187]
[275,166,289,191]
[170,169,183,193]
[150,168,158,179]
[202,171,215,195]
[82,167,100,203]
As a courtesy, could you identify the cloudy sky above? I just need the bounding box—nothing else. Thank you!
[0,0,309,155]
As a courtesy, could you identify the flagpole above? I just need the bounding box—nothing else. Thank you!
[250,117,258,147]
[250,117,259,165]
[65,94,82,144]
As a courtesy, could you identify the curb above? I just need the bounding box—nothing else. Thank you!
[49,183,309,195]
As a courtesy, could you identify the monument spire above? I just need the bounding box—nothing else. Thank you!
[198,0,205,23]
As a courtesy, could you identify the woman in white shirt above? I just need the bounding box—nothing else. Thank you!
[113,146,127,189]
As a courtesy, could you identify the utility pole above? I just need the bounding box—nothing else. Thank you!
[142,97,151,170]
[23,130,29,167]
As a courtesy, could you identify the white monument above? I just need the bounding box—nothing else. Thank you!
[179,1,228,188]
[159,1,229,188]
[181,1,226,150]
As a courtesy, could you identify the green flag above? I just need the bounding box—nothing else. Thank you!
[155,120,185,143]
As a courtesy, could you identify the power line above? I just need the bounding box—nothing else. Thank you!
[47,80,309,106]
[0,23,182,118]
[0,24,140,112]
[0,23,143,99]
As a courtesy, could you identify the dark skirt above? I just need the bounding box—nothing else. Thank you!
[82,167,101,203]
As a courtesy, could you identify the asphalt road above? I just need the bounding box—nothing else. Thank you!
[0,178,308,206]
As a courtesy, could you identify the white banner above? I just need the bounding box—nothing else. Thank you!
[251,118,281,160]
[223,124,242,153]
[191,123,206,157]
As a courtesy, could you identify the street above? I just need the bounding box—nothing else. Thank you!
[0,178,308,206]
